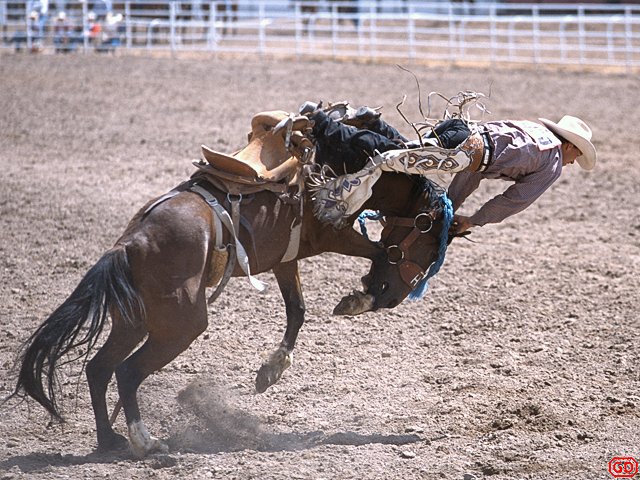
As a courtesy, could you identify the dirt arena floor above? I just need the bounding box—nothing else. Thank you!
[1,53,639,480]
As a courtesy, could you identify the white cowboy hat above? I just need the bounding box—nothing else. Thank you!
[538,115,596,170]
[106,12,123,25]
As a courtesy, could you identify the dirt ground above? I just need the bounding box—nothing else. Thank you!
[0,53,639,480]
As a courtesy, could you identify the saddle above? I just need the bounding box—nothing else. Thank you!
[195,110,314,195]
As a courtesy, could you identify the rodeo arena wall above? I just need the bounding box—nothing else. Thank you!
[1,0,640,70]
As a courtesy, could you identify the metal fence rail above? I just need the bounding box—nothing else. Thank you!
[1,0,639,70]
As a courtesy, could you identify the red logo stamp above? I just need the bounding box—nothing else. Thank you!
[609,457,639,478]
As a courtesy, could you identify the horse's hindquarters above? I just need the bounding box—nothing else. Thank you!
[125,192,213,305]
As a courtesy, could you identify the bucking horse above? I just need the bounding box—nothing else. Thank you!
[6,109,457,457]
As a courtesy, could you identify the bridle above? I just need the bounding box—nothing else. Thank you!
[379,197,442,290]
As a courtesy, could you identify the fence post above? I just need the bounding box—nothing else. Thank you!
[81,0,89,53]
[625,6,633,71]
[532,5,539,64]
[125,0,132,49]
[170,0,176,54]
[578,5,585,64]
[294,1,301,58]
[369,1,377,62]
[607,15,618,63]
[461,18,469,59]
[0,0,6,27]
[331,2,337,59]
[408,2,415,60]
[258,2,265,57]
[207,0,216,50]
[559,16,569,63]
[447,2,455,61]
[25,2,32,51]
[489,4,497,65]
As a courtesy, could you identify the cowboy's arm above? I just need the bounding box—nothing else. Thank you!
[447,171,483,233]
[448,171,483,212]
[468,161,561,226]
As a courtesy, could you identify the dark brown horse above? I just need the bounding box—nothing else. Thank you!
[7,116,450,457]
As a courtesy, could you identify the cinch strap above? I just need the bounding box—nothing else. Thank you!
[190,184,267,292]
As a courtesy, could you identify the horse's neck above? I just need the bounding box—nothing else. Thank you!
[366,173,420,216]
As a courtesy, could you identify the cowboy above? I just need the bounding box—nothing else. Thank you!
[299,102,596,234]
[445,115,596,235]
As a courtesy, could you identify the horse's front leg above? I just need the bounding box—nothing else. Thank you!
[255,260,304,393]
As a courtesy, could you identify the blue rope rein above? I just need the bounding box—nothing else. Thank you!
[357,210,382,239]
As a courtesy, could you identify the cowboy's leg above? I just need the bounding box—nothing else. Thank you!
[311,110,404,174]
[366,117,409,142]
[377,119,478,175]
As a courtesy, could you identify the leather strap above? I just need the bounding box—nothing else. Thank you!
[399,261,428,289]
[190,183,266,292]
[280,220,301,263]
[207,244,236,305]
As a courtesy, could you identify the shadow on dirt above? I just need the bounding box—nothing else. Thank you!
[169,426,423,455]
[168,379,424,454]
[0,429,422,474]
[0,379,423,474]
[0,450,130,474]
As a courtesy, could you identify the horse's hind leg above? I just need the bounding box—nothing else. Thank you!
[86,312,146,452]
[256,261,305,393]
[115,299,208,457]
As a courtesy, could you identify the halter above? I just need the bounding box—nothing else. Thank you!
[380,205,439,291]
[359,190,454,301]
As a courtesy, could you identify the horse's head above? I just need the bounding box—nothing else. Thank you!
[334,174,453,314]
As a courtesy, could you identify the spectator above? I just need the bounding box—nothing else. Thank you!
[53,11,74,52]
[9,11,42,52]
[96,11,122,53]
[87,11,102,45]
[28,0,48,38]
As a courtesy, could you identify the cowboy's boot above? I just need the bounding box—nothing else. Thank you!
[344,105,382,128]
[299,101,381,129]
[322,101,382,128]
[299,100,322,116]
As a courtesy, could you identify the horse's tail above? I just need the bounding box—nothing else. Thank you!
[9,246,144,421]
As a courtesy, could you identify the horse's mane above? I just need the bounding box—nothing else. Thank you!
[415,175,446,210]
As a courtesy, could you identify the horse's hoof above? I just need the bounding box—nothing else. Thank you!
[97,432,130,453]
[333,291,375,315]
[130,436,169,459]
[255,363,281,393]
[255,350,292,393]
[128,420,169,458]
[255,348,292,393]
